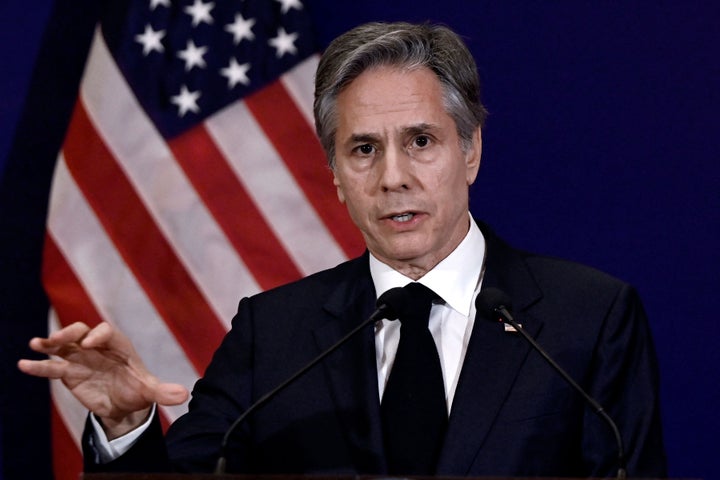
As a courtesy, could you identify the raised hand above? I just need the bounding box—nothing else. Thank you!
[18,321,188,439]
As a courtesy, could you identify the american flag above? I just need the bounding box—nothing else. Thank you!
[42,1,363,478]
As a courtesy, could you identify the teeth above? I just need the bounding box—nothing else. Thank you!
[392,213,414,222]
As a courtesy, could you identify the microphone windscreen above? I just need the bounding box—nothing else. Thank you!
[475,287,513,319]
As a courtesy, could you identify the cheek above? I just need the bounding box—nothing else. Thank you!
[429,161,471,210]
[430,160,466,189]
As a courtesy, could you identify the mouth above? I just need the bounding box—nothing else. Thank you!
[390,212,415,223]
[382,210,425,226]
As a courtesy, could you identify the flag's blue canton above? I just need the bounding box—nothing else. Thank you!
[102,0,317,139]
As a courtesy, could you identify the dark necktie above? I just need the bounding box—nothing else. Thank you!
[380,282,448,475]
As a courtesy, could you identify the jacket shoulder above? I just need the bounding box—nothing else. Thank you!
[250,253,370,304]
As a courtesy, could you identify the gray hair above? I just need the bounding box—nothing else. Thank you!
[313,22,488,169]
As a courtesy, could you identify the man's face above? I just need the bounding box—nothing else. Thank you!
[332,66,481,278]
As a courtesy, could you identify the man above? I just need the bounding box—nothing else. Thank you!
[19,21,666,477]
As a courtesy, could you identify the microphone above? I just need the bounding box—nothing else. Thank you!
[214,286,408,474]
[475,288,627,480]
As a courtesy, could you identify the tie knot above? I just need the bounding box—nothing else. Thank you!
[400,282,440,327]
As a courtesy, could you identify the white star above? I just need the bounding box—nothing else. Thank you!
[171,85,201,117]
[220,58,251,88]
[177,40,208,71]
[150,0,170,10]
[135,24,165,56]
[268,27,298,58]
[224,13,256,45]
[275,0,303,14]
[184,0,215,27]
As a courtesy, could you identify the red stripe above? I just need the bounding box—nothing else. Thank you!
[44,234,175,425]
[169,124,304,290]
[51,403,82,480]
[245,81,365,258]
[42,232,103,328]
[61,100,225,374]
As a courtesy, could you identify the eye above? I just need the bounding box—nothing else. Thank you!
[355,144,375,155]
[412,135,431,148]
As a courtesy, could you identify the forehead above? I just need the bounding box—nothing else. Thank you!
[335,66,451,134]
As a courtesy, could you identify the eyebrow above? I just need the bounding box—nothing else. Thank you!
[348,133,379,145]
[402,122,439,137]
[345,123,440,146]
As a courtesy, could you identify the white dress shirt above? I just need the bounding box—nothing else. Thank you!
[371,215,486,412]
[89,404,156,463]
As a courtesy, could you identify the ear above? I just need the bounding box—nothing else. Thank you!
[465,127,482,185]
[332,171,346,204]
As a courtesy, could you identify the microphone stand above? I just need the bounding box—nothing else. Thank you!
[214,299,398,474]
[493,303,627,480]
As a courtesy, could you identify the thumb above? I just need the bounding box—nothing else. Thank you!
[153,382,190,406]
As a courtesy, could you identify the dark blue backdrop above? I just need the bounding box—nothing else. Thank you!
[2,1,718,479]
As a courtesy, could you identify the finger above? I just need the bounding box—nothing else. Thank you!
[18,358,70,380]
[28,321,98,356]
[27,336,55,355]
[31,322,92,353]
[28,334,83,356]
[79,322,114,348]
[81,322,135,354]
[153,382,190,406]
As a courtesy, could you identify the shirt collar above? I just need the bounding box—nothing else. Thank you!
[369,214,486,316]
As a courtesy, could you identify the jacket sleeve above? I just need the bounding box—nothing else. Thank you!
[164,296,256,472]
[82,409,169,472]
[80,297,255,473]
[582,283,667,477]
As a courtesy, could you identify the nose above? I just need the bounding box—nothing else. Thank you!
[379,145,412,193]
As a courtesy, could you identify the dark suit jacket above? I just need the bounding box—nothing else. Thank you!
[85,222,666,477]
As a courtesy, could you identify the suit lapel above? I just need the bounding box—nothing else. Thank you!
[437,223,544,474]
[311,256,386,473]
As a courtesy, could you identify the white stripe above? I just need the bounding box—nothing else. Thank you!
[49,310,85,449]
[47,154,193,422]
[206,101,347,276]
[281,55,320,129]
[81,27,258,325]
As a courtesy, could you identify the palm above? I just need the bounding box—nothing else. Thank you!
[59,343,157,420]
